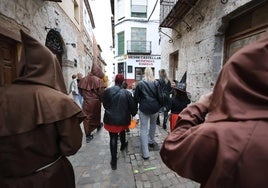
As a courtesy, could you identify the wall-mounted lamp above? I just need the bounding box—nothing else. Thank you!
[66,43,76,48]
[159,28,174,43]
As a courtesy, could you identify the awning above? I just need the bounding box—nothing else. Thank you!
[43,0,62,2]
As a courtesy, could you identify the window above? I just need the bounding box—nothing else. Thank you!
[135,67,154,81]
[117,32,125,56]
[131,27,146,52]
[128,66,133,73]
[118,62,124,74]
[131,0,147,18]
[74,0,79,22]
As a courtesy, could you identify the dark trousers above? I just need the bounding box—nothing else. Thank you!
[157,107,169,128]
[109,131,126,163]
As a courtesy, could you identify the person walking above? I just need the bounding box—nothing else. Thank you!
[103,74,137,170]
[131,81,137,96]
[160,37,268,188]
[134,67,161,159]
[170,79,178,97]
[69,74,81,107]
[156,69,172,129]
[78,63,105,143]
[167,82,191,131]
[76,73,84,105]
[0,30,85,188]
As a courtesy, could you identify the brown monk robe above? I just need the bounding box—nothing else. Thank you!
[78,62,105,142]
[0,30,85,188]
[160,36,268,188]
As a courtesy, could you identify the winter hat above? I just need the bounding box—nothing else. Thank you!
[115,74,124,85]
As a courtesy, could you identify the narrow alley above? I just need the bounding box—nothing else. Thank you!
[69,113,200,188]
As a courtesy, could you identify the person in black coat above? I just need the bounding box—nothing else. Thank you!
[134,67,161,159]
[156,69,172,129]
[168,82,191,114]
[167,82,191,131]
[103,74,137,170]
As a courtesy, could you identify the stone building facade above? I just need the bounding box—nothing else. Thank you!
[159,0,268,101]
[0,0,102,89]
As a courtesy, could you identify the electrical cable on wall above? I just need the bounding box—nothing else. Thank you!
[148,0,159,21]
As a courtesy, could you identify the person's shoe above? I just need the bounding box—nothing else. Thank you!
[142,156,149,160]
[156,119,160,125]
[110,160,117,170]
[148,143,155,148]
[120,141,128,151]
[97,123,103,131]
[163,124,167,130]
[86,134,94,143]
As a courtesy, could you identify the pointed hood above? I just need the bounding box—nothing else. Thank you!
[14,30,67,94]
[0,31,85,137]
[207,37,268,122]
[91,62,104,79]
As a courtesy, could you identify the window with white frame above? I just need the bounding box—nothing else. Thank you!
[131,0,147,18]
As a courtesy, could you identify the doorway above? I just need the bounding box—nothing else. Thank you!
[0,34,18,86]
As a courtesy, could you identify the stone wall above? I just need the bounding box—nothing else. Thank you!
[160,0,252,101]
[0,0,87,89]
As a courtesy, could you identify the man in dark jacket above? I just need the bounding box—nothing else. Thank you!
[103,74,137,170]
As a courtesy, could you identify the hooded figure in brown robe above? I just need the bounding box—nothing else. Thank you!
[160,36,268,188]
[0,30,85,188]
[78,62,105,142]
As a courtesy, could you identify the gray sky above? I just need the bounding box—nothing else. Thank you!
[90,0,114,80]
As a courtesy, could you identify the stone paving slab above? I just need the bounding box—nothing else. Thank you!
[69,113,200,188]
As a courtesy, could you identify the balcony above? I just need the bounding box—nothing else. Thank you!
[127,40,152,54]
[160,0,199,28]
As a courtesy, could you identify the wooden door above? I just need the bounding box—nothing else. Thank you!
[0,35,17,86]
[169,51,178,81]
[225,2,268,61]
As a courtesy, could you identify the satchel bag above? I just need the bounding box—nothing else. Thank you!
[154,81,165,106]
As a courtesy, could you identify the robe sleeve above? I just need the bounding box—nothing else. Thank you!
[56,113,83,156]
[160,103,217,183]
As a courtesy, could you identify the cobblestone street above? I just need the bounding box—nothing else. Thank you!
[69,113,200,188]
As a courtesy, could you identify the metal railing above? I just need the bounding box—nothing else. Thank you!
[127,40,152,54]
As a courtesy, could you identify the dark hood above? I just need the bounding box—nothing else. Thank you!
[207,37,268,122]
[78,72,105,91]
[91,62,104,79]
[0,30,85,137]
[14,30,67,94]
